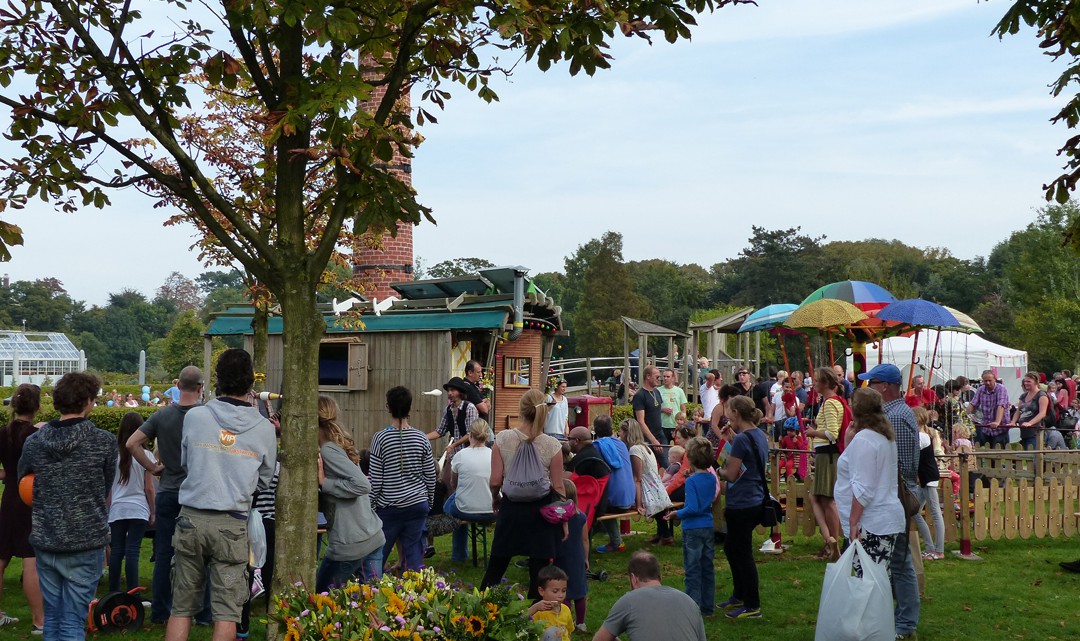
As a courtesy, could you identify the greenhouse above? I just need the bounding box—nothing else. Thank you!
[0,331,85,386]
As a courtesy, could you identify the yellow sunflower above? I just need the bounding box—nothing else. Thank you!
[284,627,300,641]
[485,602,499,620]
[390,630,411,639]
[465,615,486,636]
[344,583,360,595]
[321,623,336,640]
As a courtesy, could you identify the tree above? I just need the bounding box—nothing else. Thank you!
[711,227,828,307]
[426,257,495,279]
[196,269,245,294]
[157,272,202,312]
[0,278,81,331]
[161,310,207,375]
[0,0,733,603]
[626,259,708,332]
[574,243,647,357]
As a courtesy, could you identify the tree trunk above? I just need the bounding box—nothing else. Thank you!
[253,304,268,393]
[266,281,322,639]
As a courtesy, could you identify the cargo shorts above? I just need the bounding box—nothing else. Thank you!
[171,507,249,623]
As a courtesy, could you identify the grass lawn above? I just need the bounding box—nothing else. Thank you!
[1,526,1078,640]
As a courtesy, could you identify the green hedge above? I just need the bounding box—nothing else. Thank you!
[0,404,160,434]
[1,384,170,400]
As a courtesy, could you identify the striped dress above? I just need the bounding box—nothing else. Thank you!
[369,426,435,510]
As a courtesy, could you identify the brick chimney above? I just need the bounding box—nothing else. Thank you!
[352,81,414,301]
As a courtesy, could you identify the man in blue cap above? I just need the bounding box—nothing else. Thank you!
[858,363,920,641]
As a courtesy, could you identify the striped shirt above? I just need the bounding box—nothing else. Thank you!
[252,462,279,519]
[884,398,919,487]
[369,426,436,510]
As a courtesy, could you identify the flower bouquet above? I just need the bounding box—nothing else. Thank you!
[274,568,543,641]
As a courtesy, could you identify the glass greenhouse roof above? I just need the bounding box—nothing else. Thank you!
[0,331,82,360]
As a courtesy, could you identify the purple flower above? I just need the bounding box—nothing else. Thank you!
[294,581,303,587]
[300,609,310,617]
[380,626,391,632]
[334,622,342,629]
[436,582,446,589]
[395,615,407,626]
[433,627,441,634]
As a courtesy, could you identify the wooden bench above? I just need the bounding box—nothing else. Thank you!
[595,502,685,522]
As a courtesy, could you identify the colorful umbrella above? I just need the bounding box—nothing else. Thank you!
[942,306,983,334]
[785,300,869,366]
[784,299,869,330]
[800,280,898,313]
[738,304,799,371]
[737,304,799,334]
[875,299,961,389]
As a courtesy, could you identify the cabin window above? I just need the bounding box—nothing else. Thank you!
[503,356,531,388]
[318,339,368,391]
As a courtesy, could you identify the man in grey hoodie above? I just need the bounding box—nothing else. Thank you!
[18,371,117,641]
[165,349,276,641]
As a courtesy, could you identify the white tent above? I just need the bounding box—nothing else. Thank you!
[853,329,1029,402]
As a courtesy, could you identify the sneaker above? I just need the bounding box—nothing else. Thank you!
[423,546,436,559]
[896,633,918,640]
[725,606,761,619]
[759,539,776,553]
[575,623,587,633]
[1060,559,1080,573]
[31,626,43,636]
[595,543,626,554]
[0,614,18,626]
[251,570,266,599]
[716,597,744,611]
[658,537,675,546]
[645,535,662,544]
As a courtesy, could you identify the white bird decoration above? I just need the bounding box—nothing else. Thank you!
[372,296,398,316]
[332,297,362,316]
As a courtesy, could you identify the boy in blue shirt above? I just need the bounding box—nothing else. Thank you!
[665,436,718,616]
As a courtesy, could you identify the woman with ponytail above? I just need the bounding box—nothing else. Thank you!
[481,389,565,600]
[316,396,385,591]
[716,395,769,619]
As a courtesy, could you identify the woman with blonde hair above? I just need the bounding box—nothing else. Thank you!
[805,367,844,561]
[316,395,385,590]
[443,419,495,562]
[620,418,674,545]
[716,395,769,618]
[911,407,946,561]
[481,389,564,599]
[833,388,904,577]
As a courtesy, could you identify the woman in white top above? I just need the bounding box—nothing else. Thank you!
[911,407,946,561]
[108,412,156,593]
[443,419,494,562]
[543,380,570,437]
[620,418,674,545]
[833,388,904,578]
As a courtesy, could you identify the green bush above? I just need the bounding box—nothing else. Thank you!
[609,402,701,429]
[0,403,160,434]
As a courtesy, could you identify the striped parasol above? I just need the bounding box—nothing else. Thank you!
[800,280,898,313]
[942,306,983,334]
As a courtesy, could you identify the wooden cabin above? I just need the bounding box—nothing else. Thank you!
[204,267,564,453]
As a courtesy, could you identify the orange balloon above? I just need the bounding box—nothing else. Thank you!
[18,473,33,506]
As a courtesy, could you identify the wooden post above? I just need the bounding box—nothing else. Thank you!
[638,334,646,385]
[203,335,213,403]
[623,329,630,403]
[754,331,760,377]
[956,451,981,559]
[1035,430,1044,481]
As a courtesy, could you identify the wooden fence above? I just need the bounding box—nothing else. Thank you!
[767,446,1080,552]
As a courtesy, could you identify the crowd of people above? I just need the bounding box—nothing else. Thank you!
[4,350,1080,641]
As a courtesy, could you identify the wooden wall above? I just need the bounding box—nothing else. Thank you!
[493,330,544,431]
[264,331,453,453]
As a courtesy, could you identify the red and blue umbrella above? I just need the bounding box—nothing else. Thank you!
[801,280,898,313]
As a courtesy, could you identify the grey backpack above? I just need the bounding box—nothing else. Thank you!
[502,438,551,501]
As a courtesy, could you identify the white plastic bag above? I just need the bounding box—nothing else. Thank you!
[247,508,267,569]
[814,540,895,641]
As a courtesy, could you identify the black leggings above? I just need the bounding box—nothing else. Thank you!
[481,556,550,600]
[723,506,762,609]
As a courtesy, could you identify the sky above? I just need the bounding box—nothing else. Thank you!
[0,0,1069,306]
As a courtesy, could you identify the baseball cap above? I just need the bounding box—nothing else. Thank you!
[857,364,902,385]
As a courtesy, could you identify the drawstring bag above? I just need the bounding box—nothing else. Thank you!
[502,438,551,501]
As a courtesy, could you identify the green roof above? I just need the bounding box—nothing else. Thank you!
[206,310,509,336]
